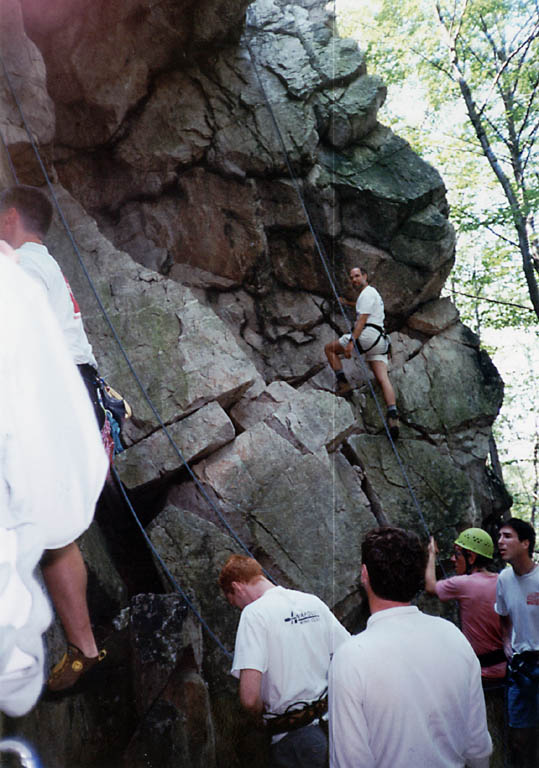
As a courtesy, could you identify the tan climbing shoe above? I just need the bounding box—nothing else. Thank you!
[387,414,400,440]
[47,644,106,692]
[335,379,353,397]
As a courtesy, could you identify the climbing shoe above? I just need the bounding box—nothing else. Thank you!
[387,412,399,440]
[335,379,353,397]
[47,644,107,692]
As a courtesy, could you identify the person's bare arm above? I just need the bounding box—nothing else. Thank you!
[425,537,439,595]
[239,669,264,717]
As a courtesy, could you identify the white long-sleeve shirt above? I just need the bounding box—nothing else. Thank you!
[329,605,492,768]
[0,253,107,716]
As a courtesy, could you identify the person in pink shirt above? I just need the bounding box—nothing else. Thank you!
[425,528,507,682]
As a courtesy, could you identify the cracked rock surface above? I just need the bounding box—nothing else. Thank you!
[0,0,509,765]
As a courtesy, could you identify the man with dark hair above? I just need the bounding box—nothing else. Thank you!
[495,517,539,767]
[0,184,106,691]
[329,526,492,768]
[324,266,398,438]
[425,528,506,682]
[219,554,350,768]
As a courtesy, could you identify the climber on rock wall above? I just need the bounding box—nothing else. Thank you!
[495,518,539,768]
[0,185,108,692]
[219,554,350,768]
[324,266,399,438]
[425,528,507,761]
[0,240,107,714]
[329,526,492,768]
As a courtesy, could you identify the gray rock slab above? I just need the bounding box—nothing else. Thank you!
[47,186,259,441]
[126,594,215,767]
[389,330,503,435]
[116,402,236,488]
[194,422,375,605]
[347,434,475,552]
[148,505,238,682]
[407,297,460,336]
[231,380,356,454]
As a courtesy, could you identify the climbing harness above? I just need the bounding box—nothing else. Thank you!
[96,378,132,455]
[477,648,507,668]
[351,323,391,355]
[264,692,328,736]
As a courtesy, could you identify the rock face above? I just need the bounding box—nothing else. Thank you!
[0,0,509,766]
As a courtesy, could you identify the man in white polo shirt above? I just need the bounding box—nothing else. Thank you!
[329,526,492,768]
[324,266,398,438]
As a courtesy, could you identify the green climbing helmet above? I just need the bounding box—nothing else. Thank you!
[454,528,494,559]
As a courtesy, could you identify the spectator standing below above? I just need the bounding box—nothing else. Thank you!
[324,267,398,438]
[495,517,539,768]
[0,185,106,691]
[329,526,492,768]
[0,242,107,714]
[425,528,507,683]
[219,554,350,768]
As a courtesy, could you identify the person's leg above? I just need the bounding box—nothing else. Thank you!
[41,541,98,658]
[324,339,346,372]
[325,339,352,395]
[270,724,328,768]
[368,360,399,438]
[368,360,395,408]
[506,660,539,767]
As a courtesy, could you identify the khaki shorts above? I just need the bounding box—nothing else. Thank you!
[339,326,388,363]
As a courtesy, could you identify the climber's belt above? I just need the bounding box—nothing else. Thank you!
[477,648,507,667]
[356,323,390,354]
[264,696,328,736]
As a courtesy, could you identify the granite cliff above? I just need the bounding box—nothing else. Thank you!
[0,0,509,765]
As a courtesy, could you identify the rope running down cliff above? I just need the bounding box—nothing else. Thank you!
[244,10,436,545]
[0,54,271,657]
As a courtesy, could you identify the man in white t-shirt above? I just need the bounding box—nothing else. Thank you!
[219,554,350,767]
[324,267,398,438]
[495,517,539,767]
[0,185,107,691]
[0,240,107,714]
[329,526,492,768]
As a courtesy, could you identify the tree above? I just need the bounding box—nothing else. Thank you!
[338,0,539,321]
[337,0,539,523]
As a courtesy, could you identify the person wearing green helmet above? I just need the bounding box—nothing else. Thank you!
[425,528,507,682]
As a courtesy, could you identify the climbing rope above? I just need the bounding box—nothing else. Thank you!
[0,127,19,183]
[0,124,235,658]
[110,466,233,659]
[0,53,278,587]
[0,54,276,657]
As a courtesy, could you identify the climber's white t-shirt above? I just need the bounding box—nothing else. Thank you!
[231,586,349,718]
[0,253,107,716]
[355,285,385,327]
[17,241,97,368]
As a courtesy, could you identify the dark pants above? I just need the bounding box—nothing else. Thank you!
[270,723,328,768]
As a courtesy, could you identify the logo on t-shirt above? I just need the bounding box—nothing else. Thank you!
[63,275,81,318]
[284,610,320,625]
[526,592,539,606]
